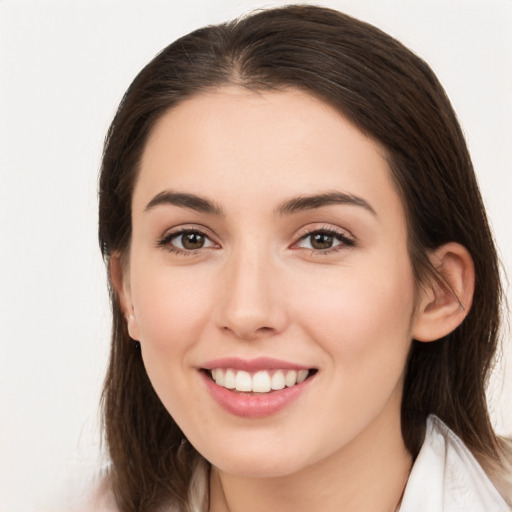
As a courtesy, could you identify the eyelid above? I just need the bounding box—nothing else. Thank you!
[155,224,220,252]
[155,223,355,255]
[293,223,355,242]
[291,224,356,251]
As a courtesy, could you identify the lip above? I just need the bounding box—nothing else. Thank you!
[199,357,316,418]
[201,356,311,372]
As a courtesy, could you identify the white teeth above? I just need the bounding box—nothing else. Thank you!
[285,370,298,387]
[235,370,252,392]
[214,368,225,387]
[253,371,272,393]
[271,370,285,390]
[210,368,311,393]
[297,369,308,383]
[224,369,236,389]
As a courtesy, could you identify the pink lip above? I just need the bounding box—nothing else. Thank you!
[201,357,311,372]
[199,358,316,418]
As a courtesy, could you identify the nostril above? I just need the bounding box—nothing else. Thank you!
[221,324,278,341]
[256,326,274,333]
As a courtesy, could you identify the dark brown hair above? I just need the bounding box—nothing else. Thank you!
[98,5,506,511]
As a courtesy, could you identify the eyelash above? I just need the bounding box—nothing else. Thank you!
[294,226,356,255]
[156,228,217,256]
[156,226,356,256]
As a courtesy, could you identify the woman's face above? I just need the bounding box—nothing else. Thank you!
[121,86,419,477]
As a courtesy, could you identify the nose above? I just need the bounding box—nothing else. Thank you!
[215,247,288,341]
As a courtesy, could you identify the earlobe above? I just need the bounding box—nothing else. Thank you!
[412,242,475,342]
[109,253,141,341]
[126,313,140,341]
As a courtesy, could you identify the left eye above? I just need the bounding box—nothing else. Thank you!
[169,231,216,250]
[297,231,351,250]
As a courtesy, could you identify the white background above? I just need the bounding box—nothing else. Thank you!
[0,1,511,510]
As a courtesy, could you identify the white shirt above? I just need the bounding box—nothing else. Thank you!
[398,415,510,512]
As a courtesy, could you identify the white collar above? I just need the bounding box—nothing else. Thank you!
[399,415,509,512]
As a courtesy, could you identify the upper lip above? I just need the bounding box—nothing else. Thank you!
[200,357,313,372]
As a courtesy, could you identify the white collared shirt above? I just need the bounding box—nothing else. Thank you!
[398,415,510,511]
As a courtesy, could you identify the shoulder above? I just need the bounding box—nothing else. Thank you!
[399,415,511,512]
[492,436,512,506]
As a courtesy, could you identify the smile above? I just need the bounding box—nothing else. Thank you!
[210,368,310,393]
[200,358,317,418]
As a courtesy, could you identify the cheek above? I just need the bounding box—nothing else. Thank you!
[128,264,216,408]
[287,262,416,445]
[131,275,211,424]
[295,259,416,377]
[131,264,211,346]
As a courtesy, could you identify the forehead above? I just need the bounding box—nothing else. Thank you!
[134,86,403,222]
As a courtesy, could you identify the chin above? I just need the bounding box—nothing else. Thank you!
[196,437,318,479]
[212,457,305,479]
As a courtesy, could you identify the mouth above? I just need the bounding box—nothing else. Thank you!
[199,357,318,417]
[202,367,318,394]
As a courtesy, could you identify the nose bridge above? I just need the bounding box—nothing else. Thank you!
[217,238,285,339]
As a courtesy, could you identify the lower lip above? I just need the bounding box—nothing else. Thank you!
[201,371,314,418]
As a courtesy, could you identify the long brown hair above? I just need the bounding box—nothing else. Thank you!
[98,5,507,511]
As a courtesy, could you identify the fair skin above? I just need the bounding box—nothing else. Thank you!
[112,86,474,512]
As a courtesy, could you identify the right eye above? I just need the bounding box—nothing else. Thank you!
[171,231,214,250]
[158,229,217,255]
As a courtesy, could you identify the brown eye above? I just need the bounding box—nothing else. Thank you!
[310,232,334,249]
[166,230,216,251]
[181,232,205,250]
[296,229,355,252]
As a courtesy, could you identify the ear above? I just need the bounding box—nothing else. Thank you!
[110,252,141,341]
[412,242,475,342]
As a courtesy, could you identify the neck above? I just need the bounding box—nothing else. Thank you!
[209,406,412,512]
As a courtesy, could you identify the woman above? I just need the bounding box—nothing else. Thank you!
[95,5,511,511]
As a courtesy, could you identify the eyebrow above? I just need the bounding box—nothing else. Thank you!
[145,191,223,215]
[276,191,376,216]
[144,190,376,217]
